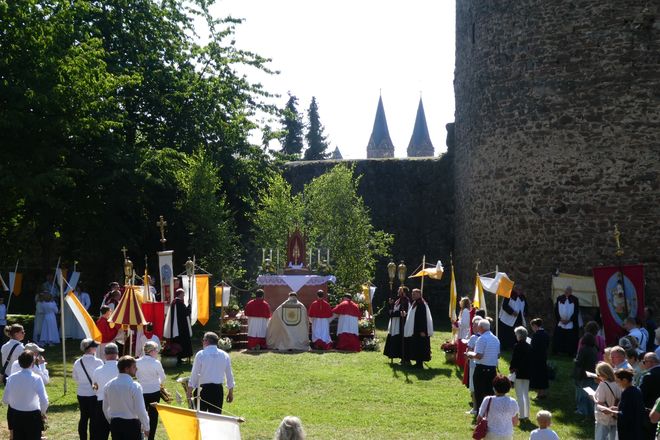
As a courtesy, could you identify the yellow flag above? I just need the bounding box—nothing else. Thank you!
[65,291,103,342]
[496,275,514,298]
[156,403,200,439]
[449,265,457,321]
[214,286,223,308]
[472,273,487,315]
[195,274,210,326]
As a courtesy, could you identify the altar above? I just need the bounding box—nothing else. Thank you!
[256,274,336,312]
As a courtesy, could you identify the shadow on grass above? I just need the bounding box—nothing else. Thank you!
[48,401,81,413]
[386,362,449,382]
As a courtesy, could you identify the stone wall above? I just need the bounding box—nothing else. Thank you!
[283,157,454,316]
[454,1,660,320]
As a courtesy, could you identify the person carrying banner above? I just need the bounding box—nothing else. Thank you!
[244,289,271,350]
[308,290,333,350]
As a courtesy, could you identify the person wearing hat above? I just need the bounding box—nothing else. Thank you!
[136,341,166,440]
[73,338,103,440]
[10,342,49,384]
[244,289,272,350]
[91,343,120,440]
[331,294,362,352]
[163,288,193,363]
[103,356,150,439]
[308,290,333,350]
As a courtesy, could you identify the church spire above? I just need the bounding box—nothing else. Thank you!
[407,97,434,157]
[366,95,395,158]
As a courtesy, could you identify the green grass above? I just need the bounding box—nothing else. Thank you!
[1,330,594,439]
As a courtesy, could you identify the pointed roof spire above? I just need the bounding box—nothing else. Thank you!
[330,147,343,160]
[366,95,395,158]
[407,97,434,157]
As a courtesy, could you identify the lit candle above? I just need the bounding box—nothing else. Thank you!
[276,249,280,267]
[309,249,312,266]
[270,249,273,261]
[262,248,265,264]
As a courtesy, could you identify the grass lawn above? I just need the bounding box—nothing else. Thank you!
[0,329,594,439]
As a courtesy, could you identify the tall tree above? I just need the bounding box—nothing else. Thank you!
[280,93,304,156]
[304,97,330,160]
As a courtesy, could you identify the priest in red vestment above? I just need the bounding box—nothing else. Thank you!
[96,305,119,360]
[244,289,271,349]
[308,290,333,350]
[332,294,362,352]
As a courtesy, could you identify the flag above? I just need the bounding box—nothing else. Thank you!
[410,261,444,280]
[141,302,166,339]
[9,272,23,296]
[472,273,486,315]
[0,273,8,291]
[195,274,210,326]
[65,291,103,342]
[181,275,199,325]
[449,265,457,321]
[479,272,514,298]
[214,286,223,308]
[158,250,175,303]
[155,403,242,440]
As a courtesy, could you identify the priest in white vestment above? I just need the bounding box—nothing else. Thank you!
[266,292,310,351]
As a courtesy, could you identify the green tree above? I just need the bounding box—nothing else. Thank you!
[304,97,330,160]
[280,93,304,156]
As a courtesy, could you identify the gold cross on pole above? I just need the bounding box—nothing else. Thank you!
[156,215,168,249]
[475,259,481,272]
[121,246,128,260]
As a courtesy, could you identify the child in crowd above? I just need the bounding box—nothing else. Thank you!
[529,410,560,440]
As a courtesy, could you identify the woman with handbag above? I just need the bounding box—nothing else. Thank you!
[136,340,167,440]
[475,374,519,440]
[593,362,621,440]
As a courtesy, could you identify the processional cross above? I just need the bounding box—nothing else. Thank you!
[121,246,128,260]
[156,215,168,250]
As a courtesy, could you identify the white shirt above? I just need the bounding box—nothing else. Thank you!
[529,428,560,440]
[458,308,471,340]
[1,340,24,375]
[475,330,500,367]
[557,300,575,329]
[92,360,119,401]
[629,327,647,352]
[189,345,235,389]
[73,354,104,396]
[103,373,150,432]
[335,314,359,335]
[10,359,49,384]
[310,317,332,343]
[478,395,518,437]
[135,355,166,394]
[594,380,621,425]
[3,368,49,414]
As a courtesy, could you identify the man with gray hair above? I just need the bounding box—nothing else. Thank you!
[467,319,500,410]
[92,343,119,440]
[610,346,631,370]
[188,331,235,414]
[640,352,660,439]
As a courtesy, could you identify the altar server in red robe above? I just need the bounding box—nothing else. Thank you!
[96,305,119,360]
[332,294,362,352]
[308,290,333,350]
[244,289,271,349]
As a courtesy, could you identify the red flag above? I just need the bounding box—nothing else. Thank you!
[142,302,166,339]
[593,264,645,346]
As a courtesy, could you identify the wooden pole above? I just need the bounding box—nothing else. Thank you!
[495,265,499,337]
[420,255,426,296]
[58,258,67,394]
[6,259,19,312]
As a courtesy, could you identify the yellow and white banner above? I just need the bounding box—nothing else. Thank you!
[181,274,210,326]
[473,273,487,315]
[479,272,514,298]
[65,291,102,342]
[448,265,457,321]
[552,273,598,307]
[155,403,241,440]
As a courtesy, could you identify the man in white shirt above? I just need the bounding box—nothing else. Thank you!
[625,317,648,353]
[103,356,150,440]
[3,351,49,440]
[73,338,104,440]
[92,343,119,440]
[467,319,501,411]
[10,342,49,384]
[188,331,235,414]
[610,345,632,370]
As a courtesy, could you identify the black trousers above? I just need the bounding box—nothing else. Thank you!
[473,364,497,412]
[197,383,223,414]
[95,400,111,440]
[142,391,161,440]
[11,409,42,440]
[110,418,142,440]
[78,395,98,440]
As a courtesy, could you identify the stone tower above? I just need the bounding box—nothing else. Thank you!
[366,96,395,158]
[330,147,343,160]
[454,2,660,312]
[407,97,435,157]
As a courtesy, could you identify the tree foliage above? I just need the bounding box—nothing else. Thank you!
[303,97,330,160]
[280,93,305,156]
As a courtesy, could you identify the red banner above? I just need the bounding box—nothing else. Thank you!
[593,265,645,346]
[141,302,166,339]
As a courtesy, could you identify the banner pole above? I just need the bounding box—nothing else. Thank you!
[59,260,67,394]
[6,259,19,313]
[495,265,499,337]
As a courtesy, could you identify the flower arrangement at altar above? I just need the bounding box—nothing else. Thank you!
[362,337,380,351]
[222,319,241,334]
[218,337,233,351]
[358,318,374,334]
[440,340,457,353]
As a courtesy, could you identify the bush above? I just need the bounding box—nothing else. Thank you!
[7,314,35,338]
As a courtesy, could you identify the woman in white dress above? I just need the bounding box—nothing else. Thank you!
[38,294,60,346]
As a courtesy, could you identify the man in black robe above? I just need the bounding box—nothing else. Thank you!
[383,286,410,364]
[499,288,528,351]
[403,288,433,369]
[552,286,580,356]
[164,288,193,363]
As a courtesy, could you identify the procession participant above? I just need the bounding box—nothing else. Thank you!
[134,323,160,358]
[102,282,121,312]
[10,342,49,384]
[529,318,550,400]
[498,287,527,351]
[188,332,235,414]
[640,353,660,440]
[103,356,150,440]
[96,306,119,361]
[267,292,310,351]
[136,341,166,440]
[73,338,103,440]
[92,343,119,440]
[244,289,271,350]
[468,319,500,410]
[33,292,47,343]
[610,346,632,370]
[163,288,192,363]
[383,286,410,362]
[509,326,532,420]
[403,288,433,369]
[466,316,483,414]
[0,296,6,345]
[553,286,580,356]
[37,293,60,346]
[332,293,362,352]
[308,290,333,350]
[455,296,472,369]
[624,317,648,353]
[1,324,25,384]
[3,351,49,440]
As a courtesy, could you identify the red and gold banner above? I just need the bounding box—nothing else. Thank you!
[142,302,166,339]
[593,264,645,346]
